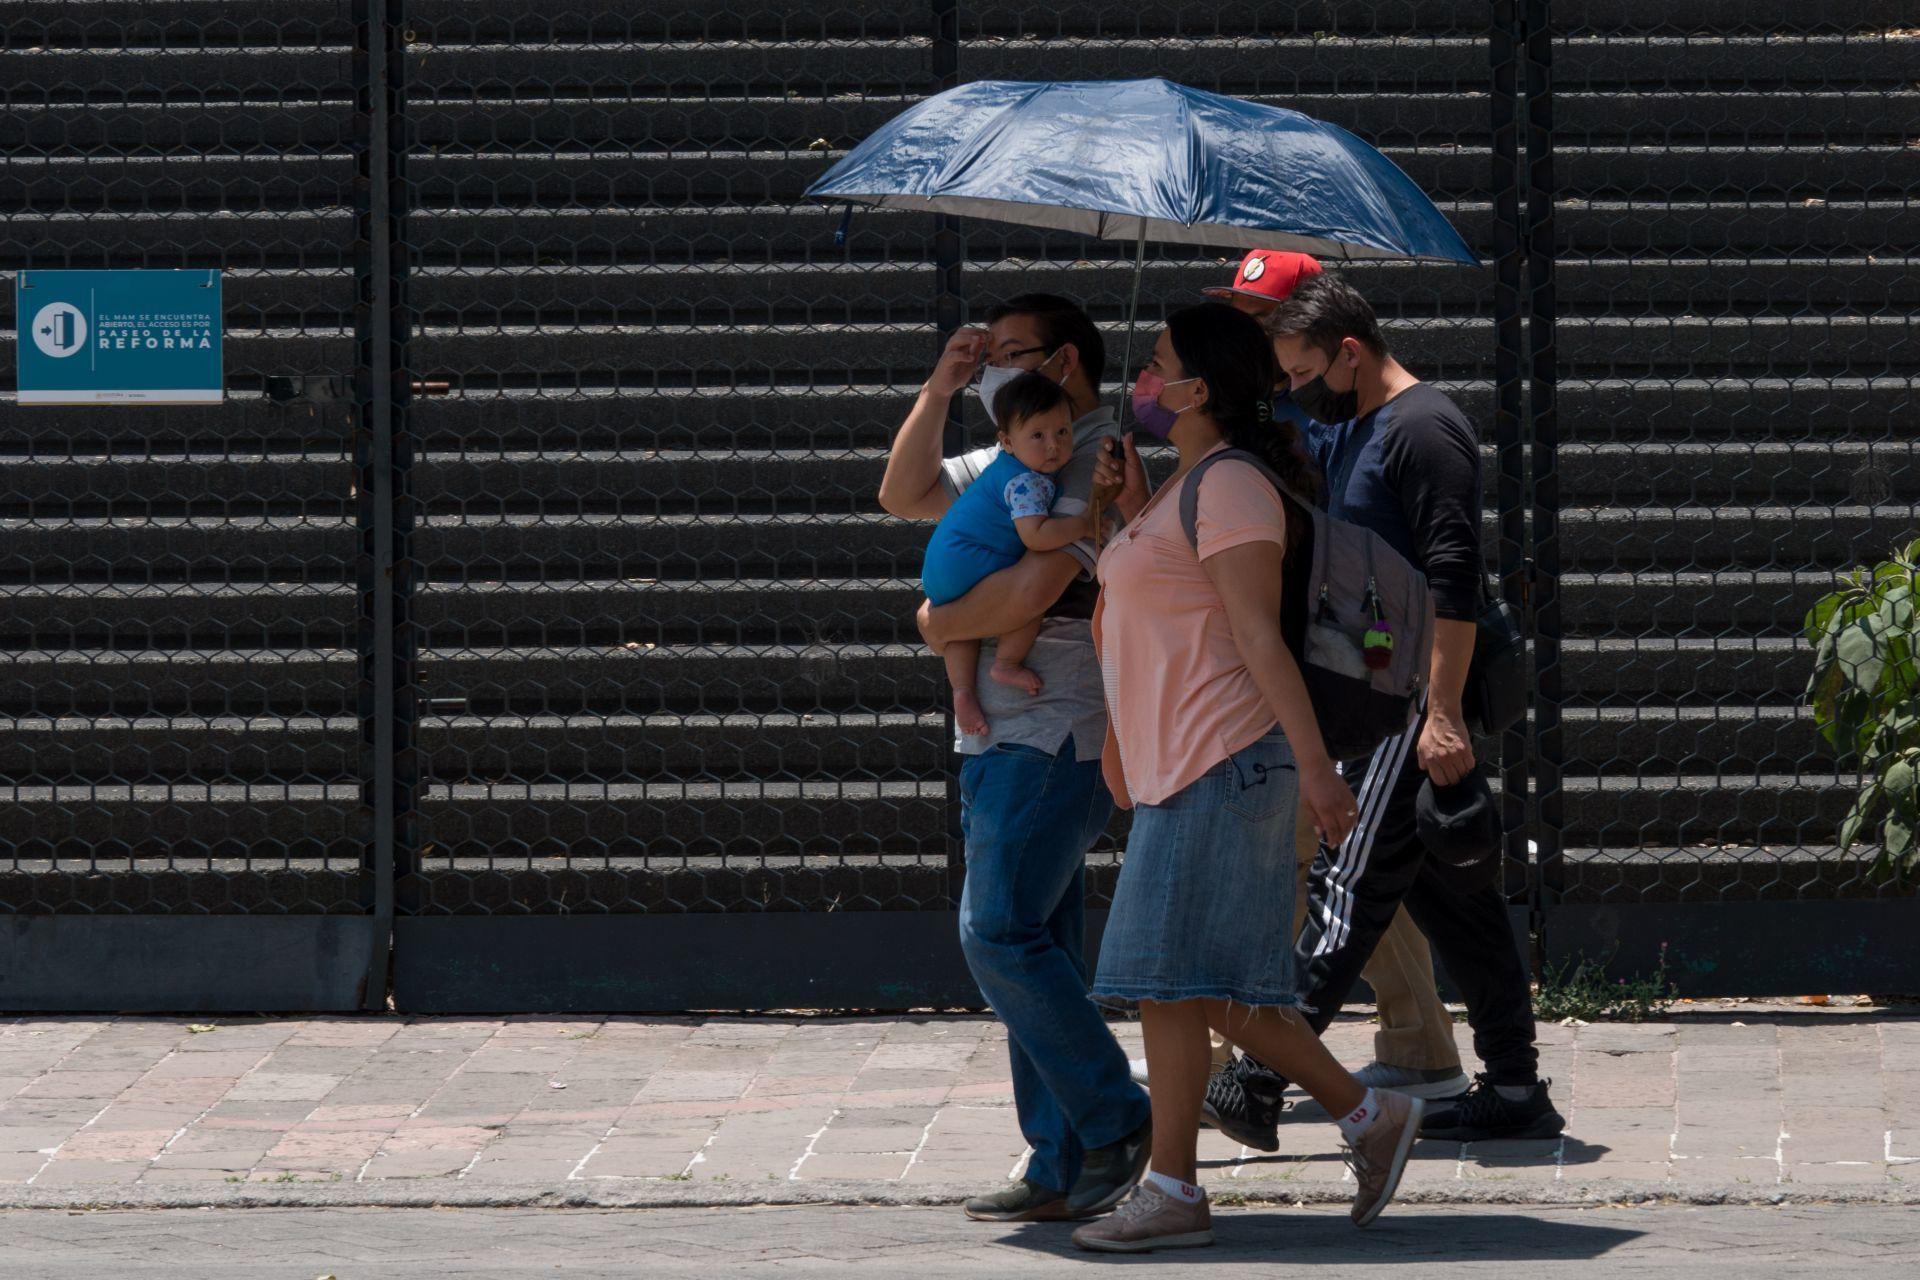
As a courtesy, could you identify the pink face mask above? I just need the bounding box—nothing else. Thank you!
[1129,370,1199,438]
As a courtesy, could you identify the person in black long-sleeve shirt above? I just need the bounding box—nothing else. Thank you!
[1213,274,1565,1145]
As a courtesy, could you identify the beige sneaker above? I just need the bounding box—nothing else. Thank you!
[1070,1181,1213,1253]
[1346,1090,1425,1227]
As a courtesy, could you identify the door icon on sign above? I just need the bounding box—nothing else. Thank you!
[31,302,88,359]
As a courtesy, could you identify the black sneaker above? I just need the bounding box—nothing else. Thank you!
[1418,1074,1566,1142]
[964,1177,1075,1222]
[1199,1061,1284,1153]
[1065,1116,1153,1217]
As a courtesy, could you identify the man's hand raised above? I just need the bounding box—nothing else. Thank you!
[926,327,989,398]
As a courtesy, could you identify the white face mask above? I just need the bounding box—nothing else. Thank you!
[974,348,1063,427]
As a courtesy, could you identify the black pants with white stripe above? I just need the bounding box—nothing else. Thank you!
[1288,708,1539,1086]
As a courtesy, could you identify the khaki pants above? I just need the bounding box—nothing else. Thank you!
[1209,807,1461,1072]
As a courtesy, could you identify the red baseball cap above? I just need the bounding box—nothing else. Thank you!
[1202,249,1323,305]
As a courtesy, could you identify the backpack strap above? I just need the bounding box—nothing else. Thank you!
[1176,447,1315,551]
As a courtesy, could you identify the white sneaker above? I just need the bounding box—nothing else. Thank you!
[1347,1091,1425,1228]
[1071,1181,1214,1253]
[1129,1057,1151,1087]
[1352,1061,1470,1100]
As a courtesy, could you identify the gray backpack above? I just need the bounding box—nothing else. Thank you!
[1179,448,1435,763]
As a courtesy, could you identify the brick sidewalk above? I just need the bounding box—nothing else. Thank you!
[1,1012,1914,1207]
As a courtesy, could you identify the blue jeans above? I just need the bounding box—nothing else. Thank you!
[957,737,1150,1193]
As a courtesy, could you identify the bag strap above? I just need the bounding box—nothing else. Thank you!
[1176,448,1314,551]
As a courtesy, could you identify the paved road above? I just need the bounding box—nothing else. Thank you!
[0,1204,1912,1278]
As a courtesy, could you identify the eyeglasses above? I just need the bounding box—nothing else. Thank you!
[976,343,1052,374]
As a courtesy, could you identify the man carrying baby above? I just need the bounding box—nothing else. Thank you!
[922,373,1102,739]
[879,293,1152,1223]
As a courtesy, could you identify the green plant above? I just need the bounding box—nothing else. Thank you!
[1804,538,1920,884]
[1533,945,1676,1023]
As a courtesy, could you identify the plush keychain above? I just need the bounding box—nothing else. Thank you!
[1362,617,1395,670]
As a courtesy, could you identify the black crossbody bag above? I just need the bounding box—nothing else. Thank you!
[1462,575,1527,736]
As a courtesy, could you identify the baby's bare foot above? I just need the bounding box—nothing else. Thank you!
[989,663,1044,697]
[953,688,989,738]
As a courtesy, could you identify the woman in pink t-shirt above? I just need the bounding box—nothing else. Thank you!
[1070,305,1423,1253]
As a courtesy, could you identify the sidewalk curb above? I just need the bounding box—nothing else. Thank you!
[4,1180,1916,1212]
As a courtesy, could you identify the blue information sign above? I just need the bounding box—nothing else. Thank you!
[15,269,223,405]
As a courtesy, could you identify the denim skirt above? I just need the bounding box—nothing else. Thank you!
[1091,731,1307,1011]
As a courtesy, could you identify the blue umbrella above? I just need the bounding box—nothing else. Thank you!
[807,78,1476,413]
[806,78,1477,266]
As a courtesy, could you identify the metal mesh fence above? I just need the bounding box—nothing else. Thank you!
[1533,3,1920,908]
[4,0,1914,963]
[0,1,367,915]
[398,2,952,915]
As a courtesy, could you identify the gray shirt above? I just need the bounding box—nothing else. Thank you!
[936,406,1118,759]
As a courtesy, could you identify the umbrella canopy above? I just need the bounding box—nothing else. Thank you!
[806,78,1477,266]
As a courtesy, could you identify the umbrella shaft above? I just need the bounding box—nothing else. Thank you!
[1116,226,1148,432]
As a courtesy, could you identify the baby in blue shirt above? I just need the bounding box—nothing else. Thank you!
[922,373,1097,738]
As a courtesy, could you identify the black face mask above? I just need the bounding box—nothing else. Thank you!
[1290,361,1359,424]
